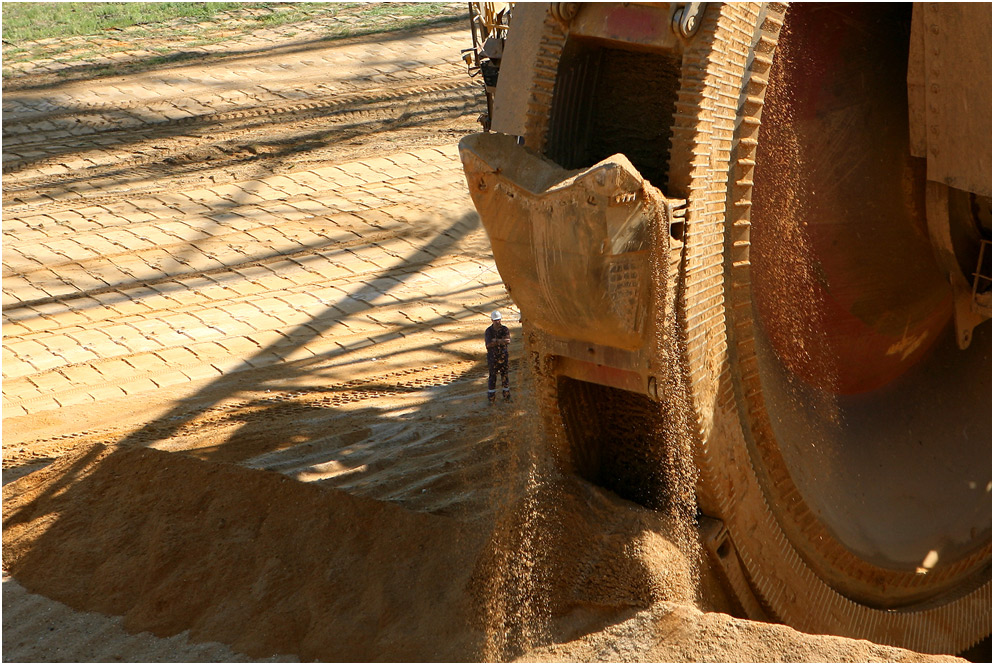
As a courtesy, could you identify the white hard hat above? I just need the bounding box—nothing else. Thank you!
[491,310,502,321]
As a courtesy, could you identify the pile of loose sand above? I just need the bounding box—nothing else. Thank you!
[519,602,963,663]
[4,443,696,661]
[2,443,965,662]
[3,444,484,662]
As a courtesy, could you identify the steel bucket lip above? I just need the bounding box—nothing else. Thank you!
[461,132,666,351]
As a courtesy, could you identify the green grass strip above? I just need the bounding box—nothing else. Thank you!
[2,3,458,44]
[2,2,252,43]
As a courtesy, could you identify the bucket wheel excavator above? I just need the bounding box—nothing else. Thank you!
[459,2,991,656]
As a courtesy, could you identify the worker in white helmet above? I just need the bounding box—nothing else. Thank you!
[485,310,511,403]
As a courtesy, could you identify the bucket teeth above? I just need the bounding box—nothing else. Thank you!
[613,192,638,205]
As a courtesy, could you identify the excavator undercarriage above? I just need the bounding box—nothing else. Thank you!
[459,1,991,656]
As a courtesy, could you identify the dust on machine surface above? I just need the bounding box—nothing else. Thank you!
[459,1,992,656]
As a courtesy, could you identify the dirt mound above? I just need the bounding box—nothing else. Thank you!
[3,443,965,662]
[519,602,964,663]
[3,443,485,661]
[2,443,685,662]
[3,442,694,661]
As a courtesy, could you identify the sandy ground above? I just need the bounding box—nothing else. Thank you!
[2,573,294,663]
[1,7,968,662]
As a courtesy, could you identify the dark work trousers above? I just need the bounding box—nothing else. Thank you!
[488,358,509,401]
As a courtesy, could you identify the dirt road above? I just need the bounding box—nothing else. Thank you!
[1,7,964,663]
[3,8,512,501]
[3,9,519,659]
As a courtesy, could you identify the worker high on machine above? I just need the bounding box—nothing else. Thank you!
[485,310,511,403]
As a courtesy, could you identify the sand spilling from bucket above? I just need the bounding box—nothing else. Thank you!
[466,182,720,659]
[469,463,696,660]
[647,181,704,587]
[471,353,695,660]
